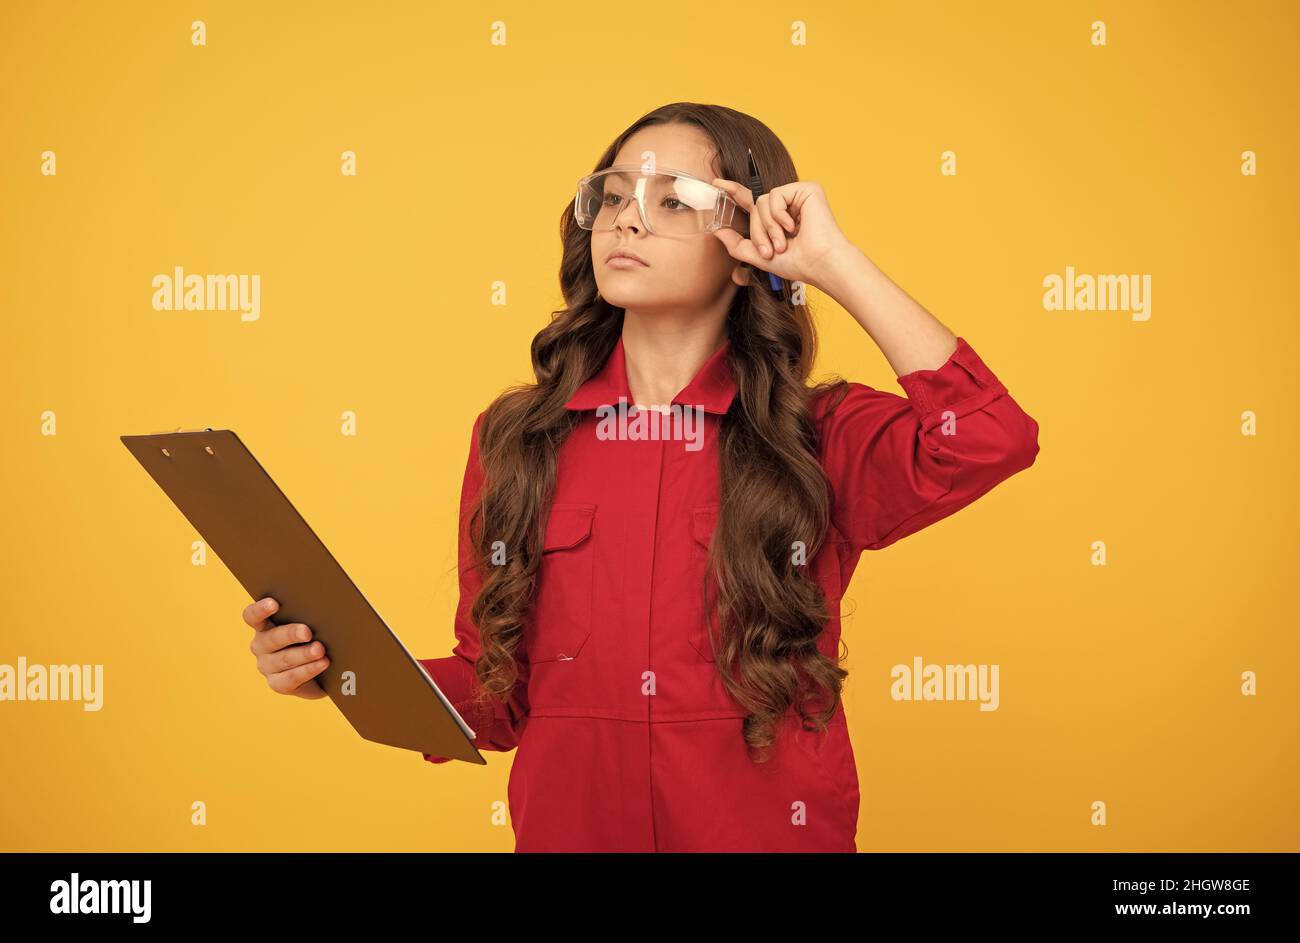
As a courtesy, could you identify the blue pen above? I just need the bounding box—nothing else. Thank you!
[745,148,785,295]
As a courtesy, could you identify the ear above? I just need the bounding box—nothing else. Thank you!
[730,261,751,288]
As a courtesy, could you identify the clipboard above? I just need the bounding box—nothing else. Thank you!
[120,427,485,765]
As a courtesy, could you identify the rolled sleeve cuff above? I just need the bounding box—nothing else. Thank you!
[895,336,1008,429]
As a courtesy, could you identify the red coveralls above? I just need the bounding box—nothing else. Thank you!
[420,334,1039,851]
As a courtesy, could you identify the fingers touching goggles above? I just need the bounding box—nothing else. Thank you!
[574,164,749,237]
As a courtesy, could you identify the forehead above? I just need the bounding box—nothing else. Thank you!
[611,123,720,181]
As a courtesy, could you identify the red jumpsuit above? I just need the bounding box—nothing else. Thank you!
[420,334,1039,851]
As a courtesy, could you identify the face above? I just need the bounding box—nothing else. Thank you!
[589,123,750,315]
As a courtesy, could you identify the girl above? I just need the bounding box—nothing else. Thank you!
[244,102,1040,852]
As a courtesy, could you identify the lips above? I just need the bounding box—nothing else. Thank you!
[607,248,648,266]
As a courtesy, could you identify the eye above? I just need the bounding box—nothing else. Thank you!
[662,196,685,211]
[602,193,624,206]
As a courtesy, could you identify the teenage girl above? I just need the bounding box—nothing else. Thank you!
[241,102,1039,852]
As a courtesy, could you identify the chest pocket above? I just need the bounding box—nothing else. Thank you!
[529,502,597,663]
[688,504,847,662]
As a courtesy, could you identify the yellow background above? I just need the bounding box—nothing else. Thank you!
[1,0,1296,851]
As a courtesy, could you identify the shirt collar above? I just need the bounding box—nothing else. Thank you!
[563,334,738,416]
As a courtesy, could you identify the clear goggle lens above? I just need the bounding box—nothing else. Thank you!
[575,166,745,236]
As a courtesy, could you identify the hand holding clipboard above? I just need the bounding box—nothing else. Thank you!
[121,428,485,764]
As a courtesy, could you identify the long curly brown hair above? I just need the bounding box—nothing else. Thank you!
[462,102,852,761]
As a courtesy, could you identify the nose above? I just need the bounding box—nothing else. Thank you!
[611,192,644,234]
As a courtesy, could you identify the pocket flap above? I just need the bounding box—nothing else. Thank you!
[543,503,596,551]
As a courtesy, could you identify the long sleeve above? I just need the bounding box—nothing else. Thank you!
[419,410,532,764]
[817,336,1039,554]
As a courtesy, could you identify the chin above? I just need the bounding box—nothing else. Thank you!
[596,278,655,309]
[597,291,639,308]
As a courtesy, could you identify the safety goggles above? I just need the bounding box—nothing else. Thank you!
[574,164,749,237]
